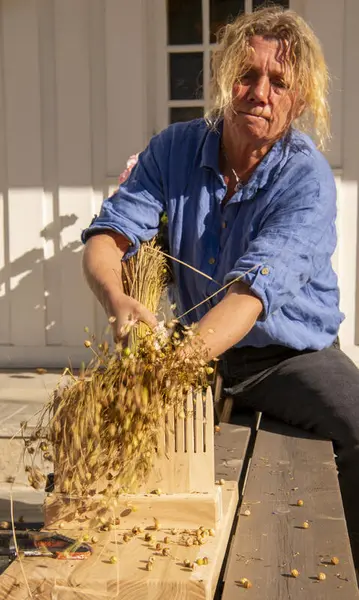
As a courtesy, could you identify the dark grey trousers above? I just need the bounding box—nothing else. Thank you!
[220,343,359,567]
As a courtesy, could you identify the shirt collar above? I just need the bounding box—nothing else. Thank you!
[199,120,223,173]
[200,119,288,200]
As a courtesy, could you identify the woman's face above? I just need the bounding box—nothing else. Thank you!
[225,36,299,146]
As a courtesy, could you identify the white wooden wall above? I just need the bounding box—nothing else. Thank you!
[292,0,359,363]
[0,0,151,367]
[0,0,358,367]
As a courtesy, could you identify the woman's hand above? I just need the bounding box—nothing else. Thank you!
[105,291,158,343]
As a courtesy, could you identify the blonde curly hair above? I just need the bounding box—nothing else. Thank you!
[206,5,330,149]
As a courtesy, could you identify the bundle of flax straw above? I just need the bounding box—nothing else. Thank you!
[20,239,211,505]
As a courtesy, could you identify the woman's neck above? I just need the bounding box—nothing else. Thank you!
[221,125,273,183]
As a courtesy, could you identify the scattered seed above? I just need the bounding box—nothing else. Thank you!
[162,547,170,556]
[331,556,339,565]
[109,556,117,564]
[302,521,309,529]
[208,528,215,537]
[238,578,252,589]
[153,518,161,530]
[214,425,221,433]
[91,536,99,544]
[296,499,304,507]
[317,572,326,581]
[35,368,47,375]
[243,509,251,517]
[146,561,153,571]
[184,559,191,568]
[123,534,131,543]
[291,569,300,578]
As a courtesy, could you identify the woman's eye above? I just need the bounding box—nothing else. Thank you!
[240,71,253,83]
[272,79,288,89]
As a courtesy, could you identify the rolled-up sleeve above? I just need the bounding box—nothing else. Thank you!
[81,134,166,258]
[224,173,337,320]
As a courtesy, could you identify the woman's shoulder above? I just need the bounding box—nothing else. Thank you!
[280,129,335,188]
[154,118,209,151]
[286,129,333,174]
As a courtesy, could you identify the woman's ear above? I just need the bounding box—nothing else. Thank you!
[295,99,306,118]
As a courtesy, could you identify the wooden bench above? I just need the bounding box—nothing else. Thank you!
[1,380,359,599]
[213,375,359,600]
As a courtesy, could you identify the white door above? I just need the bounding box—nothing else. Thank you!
[153,0,359,364]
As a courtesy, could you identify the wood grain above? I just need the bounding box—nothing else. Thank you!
[1,485,239,600]
[44,488,223,530]
[222,417,359,599]
[1,414,253,599]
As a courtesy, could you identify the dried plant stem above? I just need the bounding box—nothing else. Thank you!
[10,488,33,599]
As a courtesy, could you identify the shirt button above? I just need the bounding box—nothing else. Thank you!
[222,221,227,229]
[261,267,270,275]
[208,257,216,265]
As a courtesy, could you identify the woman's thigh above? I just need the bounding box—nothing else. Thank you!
[230,347,359,449]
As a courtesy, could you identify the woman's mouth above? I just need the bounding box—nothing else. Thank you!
[238,110,269,121]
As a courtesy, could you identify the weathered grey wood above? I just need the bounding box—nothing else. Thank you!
[222,417,359,599]
[214,422,252,484]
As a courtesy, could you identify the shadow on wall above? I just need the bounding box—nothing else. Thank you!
[0,212,88,350]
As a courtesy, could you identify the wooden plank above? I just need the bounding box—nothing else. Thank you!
[53,0,96,347]
[222,417,359,599]
[44,489,223,531]
[37,0,63,347]
[0,415,253,599]
[0,485,239,600]
[105,0,148,176]
[214,422,252,484]
[0,0,10,346]
[3,0,46,348]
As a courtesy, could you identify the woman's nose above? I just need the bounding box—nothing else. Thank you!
[248,76,270,103]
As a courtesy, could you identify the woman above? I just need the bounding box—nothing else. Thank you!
[82,7,359,566]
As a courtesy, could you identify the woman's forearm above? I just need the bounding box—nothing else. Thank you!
[82,232,158,336]
[82,232,129,315]
[191,282,263,361]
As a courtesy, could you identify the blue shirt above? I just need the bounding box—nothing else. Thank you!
[82,118,344,351]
